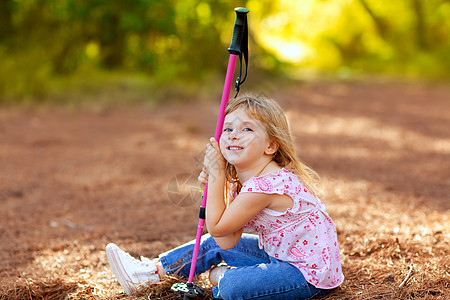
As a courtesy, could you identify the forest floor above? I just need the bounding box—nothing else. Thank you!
[0,80,449,299]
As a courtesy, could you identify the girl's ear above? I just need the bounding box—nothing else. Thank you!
[265,140,278,155]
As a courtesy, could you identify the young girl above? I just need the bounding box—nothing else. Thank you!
[106,95,344,299]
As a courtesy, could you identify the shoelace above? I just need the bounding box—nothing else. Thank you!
[120,251,156,275]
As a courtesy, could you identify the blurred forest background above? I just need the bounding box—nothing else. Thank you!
[0,0,449,105]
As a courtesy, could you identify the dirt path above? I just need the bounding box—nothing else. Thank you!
[0,81,449,299]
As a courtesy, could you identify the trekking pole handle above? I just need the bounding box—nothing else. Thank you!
[228,7,249,55]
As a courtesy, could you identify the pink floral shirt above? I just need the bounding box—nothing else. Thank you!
[236,168,344,289]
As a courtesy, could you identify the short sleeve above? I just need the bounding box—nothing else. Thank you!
[240,175,285,195]
[240,168,314,216]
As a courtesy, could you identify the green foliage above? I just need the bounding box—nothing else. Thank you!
[0,0,449,103]
[249,0,450,78]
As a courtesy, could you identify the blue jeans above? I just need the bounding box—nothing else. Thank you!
[159,234,331,299]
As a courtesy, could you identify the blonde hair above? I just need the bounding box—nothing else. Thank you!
[224,94,323,199]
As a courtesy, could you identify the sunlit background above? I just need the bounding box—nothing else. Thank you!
[0,0,449,104]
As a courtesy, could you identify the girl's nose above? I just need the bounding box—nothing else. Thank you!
[228,131,239,140]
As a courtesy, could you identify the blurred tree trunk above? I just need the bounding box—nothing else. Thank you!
[99,14,126,68]
[412,0,427,50]
[0,0,15,42]
[357,0,389,40]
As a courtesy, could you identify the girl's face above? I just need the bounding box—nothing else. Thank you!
[220,108,273,169]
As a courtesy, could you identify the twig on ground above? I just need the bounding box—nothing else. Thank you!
[398,264,414,288]
[361,292,394,300]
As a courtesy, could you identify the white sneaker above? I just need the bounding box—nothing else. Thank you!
[106,243,160,295]
[140,256,153,264]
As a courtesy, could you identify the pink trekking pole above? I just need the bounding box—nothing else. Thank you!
[172,7,249,299]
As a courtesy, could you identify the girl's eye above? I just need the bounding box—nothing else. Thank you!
[243,128,253,132]
[224,128,232,132]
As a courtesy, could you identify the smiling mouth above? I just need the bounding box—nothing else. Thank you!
[227,146,244,151]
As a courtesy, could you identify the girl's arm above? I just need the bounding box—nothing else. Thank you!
[198,158,244,249]
[212,228,245,250]
[204,138,270,242]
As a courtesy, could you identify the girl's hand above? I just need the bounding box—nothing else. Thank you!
[198,167,209,191]
[203,137,226,180]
